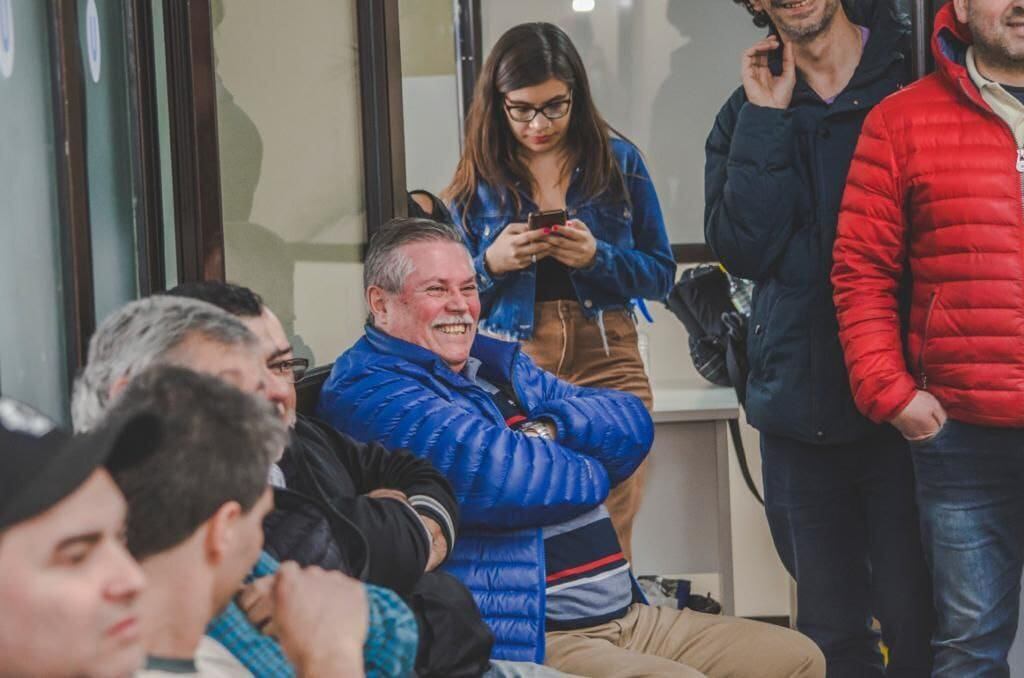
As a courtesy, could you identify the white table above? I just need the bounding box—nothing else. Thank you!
[630,378,740,614]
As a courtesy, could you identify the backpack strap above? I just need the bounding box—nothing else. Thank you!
[721,311,748,407]
[727,418,764,506]
[721,312,761,504]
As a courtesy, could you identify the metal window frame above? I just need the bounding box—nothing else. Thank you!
[162,0,224,283]
[47,0,94,379]
[160,0,407,284]
[911,0,947,79]
[454,0,482,138]
[43,0,169,391]
[125,0,167,295]
[358,0,408,237]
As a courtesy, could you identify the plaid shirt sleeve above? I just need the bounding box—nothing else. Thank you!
[206,551,419,678]
[206,552,294,678]
[364,583,419,678]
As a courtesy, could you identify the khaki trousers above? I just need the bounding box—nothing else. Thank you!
[545,604,825,678]
[519,302,652,562]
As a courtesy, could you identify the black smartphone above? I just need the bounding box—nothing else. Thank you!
[528,209,567,231]
[770,33,785,77]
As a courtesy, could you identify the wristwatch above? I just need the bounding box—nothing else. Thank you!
[519,420,554,439]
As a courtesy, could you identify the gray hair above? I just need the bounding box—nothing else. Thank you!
[108,364,285,559]
[364,217,469,293]
[364,218,471,325]
[71,295,257,432]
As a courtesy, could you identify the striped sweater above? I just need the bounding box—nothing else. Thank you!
[543,505,633,630]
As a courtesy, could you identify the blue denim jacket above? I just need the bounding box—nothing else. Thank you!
[450,138,676,340]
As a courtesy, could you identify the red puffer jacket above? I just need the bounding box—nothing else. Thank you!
[833,2,1024,427]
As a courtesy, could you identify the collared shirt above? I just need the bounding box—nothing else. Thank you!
[966,46,1024,147]
[206,551,419,678]
[461,357,486,389]
[136,656,199,676]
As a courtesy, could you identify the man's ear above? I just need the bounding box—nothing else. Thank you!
[749,0,766,13]
[952,0,968,24]
[367,286,389,328]
[204,501,243,565]
[108,374,132,402]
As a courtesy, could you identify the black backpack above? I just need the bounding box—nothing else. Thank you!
[665,264,762,505]
[665,264,749,401]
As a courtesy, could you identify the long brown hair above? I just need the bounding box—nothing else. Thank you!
[445,22,628,214]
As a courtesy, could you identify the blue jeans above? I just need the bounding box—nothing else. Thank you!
[911,420,1024,677]
[762,427,934,677]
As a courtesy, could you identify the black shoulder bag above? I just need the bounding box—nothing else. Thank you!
[665,264,763,505]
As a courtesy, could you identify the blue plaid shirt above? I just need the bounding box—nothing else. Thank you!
[207,552,418,677]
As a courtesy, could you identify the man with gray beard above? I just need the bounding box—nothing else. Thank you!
[834,1,1024,674]
[705,1,933,676]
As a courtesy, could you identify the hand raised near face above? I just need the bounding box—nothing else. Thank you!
[248,563,369,678]
[741,35,795,110]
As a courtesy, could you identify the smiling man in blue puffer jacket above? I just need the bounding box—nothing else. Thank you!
[318,217,824,677]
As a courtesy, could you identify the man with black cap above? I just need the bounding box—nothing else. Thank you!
[0,397,153,677]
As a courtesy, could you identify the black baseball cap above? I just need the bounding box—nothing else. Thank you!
[0,397,161,532]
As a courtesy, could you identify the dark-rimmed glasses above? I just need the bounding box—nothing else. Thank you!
[504,95,572,123]
[268,357,310,384]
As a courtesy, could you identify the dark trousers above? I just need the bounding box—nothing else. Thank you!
[912,420,1024,677]
[761,427,935,677]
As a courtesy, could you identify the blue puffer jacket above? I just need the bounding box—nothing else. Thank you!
[450,138,676,340]
[317,327,653,662]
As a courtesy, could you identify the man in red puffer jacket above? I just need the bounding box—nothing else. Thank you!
[833,1,1024,674]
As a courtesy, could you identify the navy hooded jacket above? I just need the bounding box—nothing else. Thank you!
[704,0,910,444]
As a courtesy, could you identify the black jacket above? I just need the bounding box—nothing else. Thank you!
[704,0,910,445]
[277,414,459,595]
[265,416,491,677]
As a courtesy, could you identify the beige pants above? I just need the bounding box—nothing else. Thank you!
[520,302,653,562]
[545,604,825,678]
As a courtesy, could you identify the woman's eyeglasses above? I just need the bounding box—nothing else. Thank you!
[268,357,310,384]
[504,96,572,123]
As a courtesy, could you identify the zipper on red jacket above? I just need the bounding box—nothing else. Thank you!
[1018,149,1024,220]
[918,288,940,389]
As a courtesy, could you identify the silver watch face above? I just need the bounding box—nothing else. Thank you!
[521,421,551,439]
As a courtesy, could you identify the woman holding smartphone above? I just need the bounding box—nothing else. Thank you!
[445,22,676,560]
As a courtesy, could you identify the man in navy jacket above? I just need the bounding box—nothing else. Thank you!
[705,1,932,675]
[318,217,824,677]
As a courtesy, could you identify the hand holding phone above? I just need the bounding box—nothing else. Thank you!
[741,34,795,110]
[528,209,567,231]
[483,222,554,275]
[546,217,597,269]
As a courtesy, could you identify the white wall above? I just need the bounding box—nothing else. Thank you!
[399,0,461,197]
[645,302,791,618]
[402,74,461,196]
[214,0,366,366]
